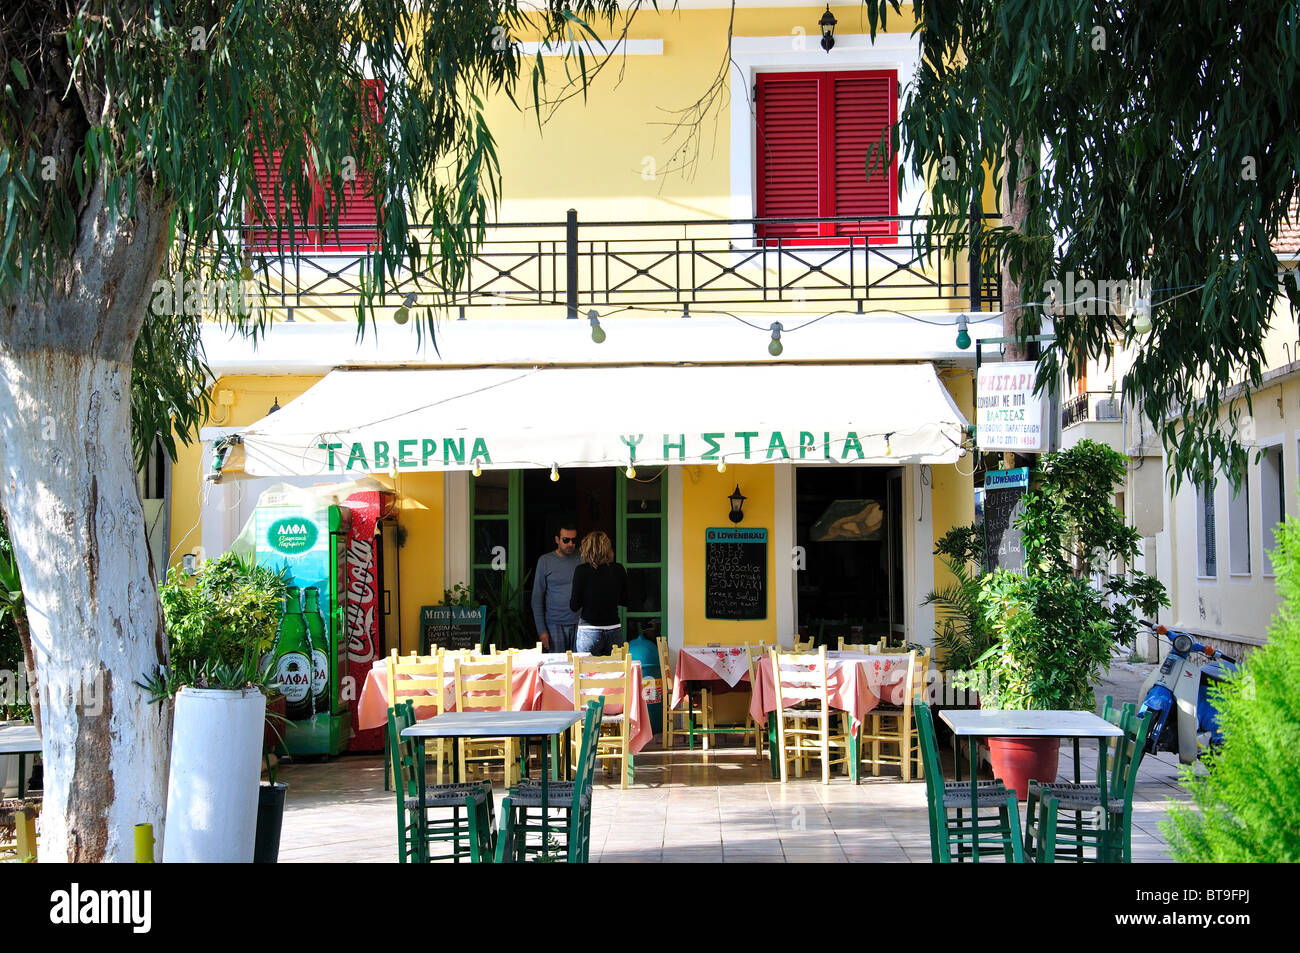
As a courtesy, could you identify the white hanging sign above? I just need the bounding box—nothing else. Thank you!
[976,361,1048,452]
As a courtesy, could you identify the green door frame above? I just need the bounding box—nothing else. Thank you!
[468,469,523,594]
[616,467,669,641]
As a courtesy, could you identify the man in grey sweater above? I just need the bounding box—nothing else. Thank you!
[531,518,581,652]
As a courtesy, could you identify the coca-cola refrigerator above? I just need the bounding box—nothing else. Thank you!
[253,490,352,757]
[340,489,397,752]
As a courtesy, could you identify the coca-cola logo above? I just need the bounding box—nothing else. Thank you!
[346,535,378,663]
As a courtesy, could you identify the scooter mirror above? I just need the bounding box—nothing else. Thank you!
[1173,634,1194,654]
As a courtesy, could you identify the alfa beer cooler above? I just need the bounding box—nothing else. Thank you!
[254,494,352,757]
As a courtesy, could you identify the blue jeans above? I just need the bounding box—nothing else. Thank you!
[575,624,624,657]
[546,623,578,653]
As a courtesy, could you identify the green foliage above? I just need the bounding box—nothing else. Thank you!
[479,570,535,650]
[972,441,1168,709]
[862,0,1300,490]
[440,583,475,607]
[0,515,31,721]
[975,571,1114,710]
[922,523,995,671]
[141,552,291,699]
[1162,518,1300,862]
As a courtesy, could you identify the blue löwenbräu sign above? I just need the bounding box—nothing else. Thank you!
[705,527,768,620]
[983,468,1028,574]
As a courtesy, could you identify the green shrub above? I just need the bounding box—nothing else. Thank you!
[1162,518,1300,862]
[974,570,1115,710]
[923,523,993,671]
[141,552,290,698]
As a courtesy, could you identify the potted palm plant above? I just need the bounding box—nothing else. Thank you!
[972,440,1167,798]
[142,552,290,861]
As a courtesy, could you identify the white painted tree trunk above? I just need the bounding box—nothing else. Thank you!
[0,178,173,861]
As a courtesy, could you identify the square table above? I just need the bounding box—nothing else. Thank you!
[402,710,585,862]
[939,709,1124,863]
[0,724,41,799]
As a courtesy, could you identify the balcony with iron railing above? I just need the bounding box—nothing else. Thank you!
[230,211,1002,320]
[1061,389,1125,452]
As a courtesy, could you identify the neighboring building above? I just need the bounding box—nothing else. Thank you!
[1063,203,1300,659]
[169,4,1006,666]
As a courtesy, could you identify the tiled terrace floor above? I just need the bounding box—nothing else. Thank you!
[275,735,1193,863]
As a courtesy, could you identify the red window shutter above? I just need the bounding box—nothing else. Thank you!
[247,80,382,253]
[316,79,383,251]
[755,69,897,244]
[246,147,317,252]
[828,71,896,238]
[756,72,822,239]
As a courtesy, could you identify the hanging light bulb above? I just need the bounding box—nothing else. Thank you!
[1131,296,1152,335]
[768,321,784,356]
[625,463,637,479]
[884,433,893,457]
[550,463,560,482]
[955,314,971,350]
[717,460,727,473]
[471,458,482,478]
[394,292,417,325]
[588,309,606,344]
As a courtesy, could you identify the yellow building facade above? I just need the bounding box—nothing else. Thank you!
[167,3,999,665]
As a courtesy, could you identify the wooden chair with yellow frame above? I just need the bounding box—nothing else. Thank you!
[572,654,635,789]
[838,636,889,653]
[388,649,455,784]
[857,647,930,781]
[453,653,519,787]
[768,646,854,784]
[655,636,712,750]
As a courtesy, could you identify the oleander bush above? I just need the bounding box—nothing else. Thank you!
[1162,518,1300,862]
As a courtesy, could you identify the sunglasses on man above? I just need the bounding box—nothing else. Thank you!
[559,535,578,543]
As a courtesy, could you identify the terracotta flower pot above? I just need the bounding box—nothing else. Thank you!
[986,736,1060,801]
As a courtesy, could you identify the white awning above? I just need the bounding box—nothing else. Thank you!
[233,363,969,477]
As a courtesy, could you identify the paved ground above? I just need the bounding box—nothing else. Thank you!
[275,654,1195,863]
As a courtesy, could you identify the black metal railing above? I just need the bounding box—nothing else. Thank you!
[1062,391,1123,429]
[235,211,1002,316]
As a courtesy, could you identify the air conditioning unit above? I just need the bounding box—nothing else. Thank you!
[1095,398,1121,421]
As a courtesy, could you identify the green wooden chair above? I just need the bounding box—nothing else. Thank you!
[387,701,496,863]
[1024,700,1153,863]
[495,698,605,863]
[915,703,1025,863]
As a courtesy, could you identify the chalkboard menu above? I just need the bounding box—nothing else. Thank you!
[705,527,768,620]
[983,468,1028,573]
[420,605,486,652]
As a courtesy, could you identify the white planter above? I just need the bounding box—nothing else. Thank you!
[1,754,18,797]
[162,687,266,863]
[0,721,21,797]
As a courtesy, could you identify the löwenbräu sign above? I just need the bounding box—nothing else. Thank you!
[983,468,1028,573]
[705,527,768,620]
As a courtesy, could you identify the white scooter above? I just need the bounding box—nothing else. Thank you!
[1136,620,1240,765]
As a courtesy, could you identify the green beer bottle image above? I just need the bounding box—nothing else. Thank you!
[303,587,330,715]
[274,587,314,721]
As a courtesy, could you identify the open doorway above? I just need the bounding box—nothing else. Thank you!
[521,467,618,573]
[795,466,904,646]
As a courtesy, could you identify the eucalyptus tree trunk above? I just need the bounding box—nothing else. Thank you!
[0,176,172,862]
[1001,136,1032,363]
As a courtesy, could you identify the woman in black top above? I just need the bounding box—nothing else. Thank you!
[570,530,628,656]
